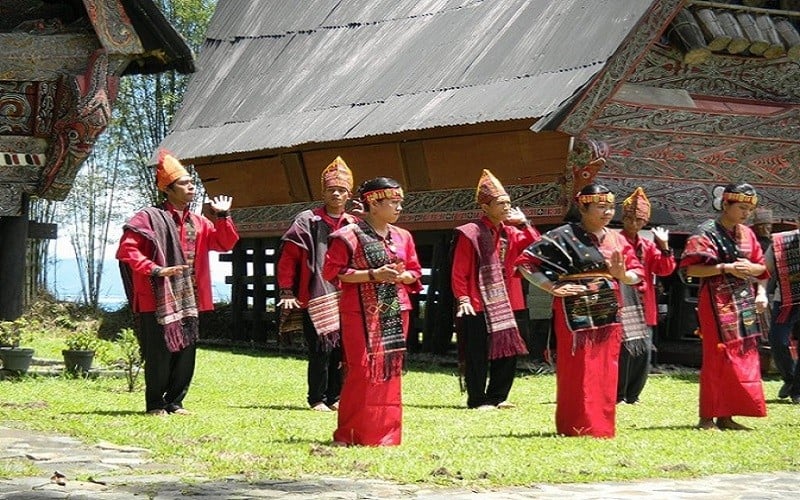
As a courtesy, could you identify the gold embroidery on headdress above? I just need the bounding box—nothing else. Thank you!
[576,193,615,204]
[362,187,404,204]
[722,192,757,206]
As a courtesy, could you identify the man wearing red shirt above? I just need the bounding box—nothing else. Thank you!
[617,187,676,404]
[277,157,357,411]
[452,169,539,410]
[117,151,239,415]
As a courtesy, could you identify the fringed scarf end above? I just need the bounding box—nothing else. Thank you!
[163,316,198,353]
[488,329,528,360]
[368,349,405,383]
[571,325,614,355]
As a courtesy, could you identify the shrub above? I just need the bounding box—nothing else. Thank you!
[0,318,36,348]
[64,322,102,351]
[98,304,134,340]
[117,328,142,392]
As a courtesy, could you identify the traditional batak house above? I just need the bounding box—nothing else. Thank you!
[0,0,194,320]
[159,0,800,362]
[544,0,800,364]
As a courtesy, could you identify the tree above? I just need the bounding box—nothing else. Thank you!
[47,0,217,308]
[28,197,58,302]
[111,0,216,206]
[58,136,136,309]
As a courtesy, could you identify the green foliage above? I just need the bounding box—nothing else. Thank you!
[27,295,100,333]
[160,0,216,50]
[0,318,37,348]
[0,320,23,348]
[117,328,143,392]
[199,302,233,339]
[3,336,800,486]
[98,304,134,340]
[63,322,117,377]
[110,0,217,206]
[0,457,39,478]
[58,144,132,310]
[64,322,101,352]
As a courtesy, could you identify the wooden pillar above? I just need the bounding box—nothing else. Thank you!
[408,293,423,353]
[406,232,433,353]
[226,240,249,341]
[253,236,280,344]
[0,195,29,320]
[423,232,455,355]
[250,238,267,342]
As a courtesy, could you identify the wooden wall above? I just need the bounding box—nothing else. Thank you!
[194,121,570,207]
[198,156,288,206]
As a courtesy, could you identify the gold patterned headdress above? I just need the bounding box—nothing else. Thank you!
[361,187,404,204]
[320,156,353,192]
[722,192,758,206]
[475,169,507,205]
[622,187,651,220]
[576,192,615,204]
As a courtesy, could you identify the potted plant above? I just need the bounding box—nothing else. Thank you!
[0,318,36,375]
[62,323,101,375]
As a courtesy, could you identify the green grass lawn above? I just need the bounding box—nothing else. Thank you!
[2,342,799,487]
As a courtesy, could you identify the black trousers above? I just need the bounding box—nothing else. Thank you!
[303,310,343,407]
[461,312,519,408]
[525,318,553,362]
[136,313,197,412]
[617,327,653,404]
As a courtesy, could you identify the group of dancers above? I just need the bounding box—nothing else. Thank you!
[273,157,787,444]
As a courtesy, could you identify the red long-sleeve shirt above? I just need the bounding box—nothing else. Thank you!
[621,232,677,326]
[116,202,239,313]
[451,216,539,312]
[276,207,356,307]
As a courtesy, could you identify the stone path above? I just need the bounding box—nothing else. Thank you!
[2,425,800,499]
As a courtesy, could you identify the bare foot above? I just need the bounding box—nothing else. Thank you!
[696,418,718,430]
[716,417,751,431]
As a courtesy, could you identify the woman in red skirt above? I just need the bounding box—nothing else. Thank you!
[323,177,422,446]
